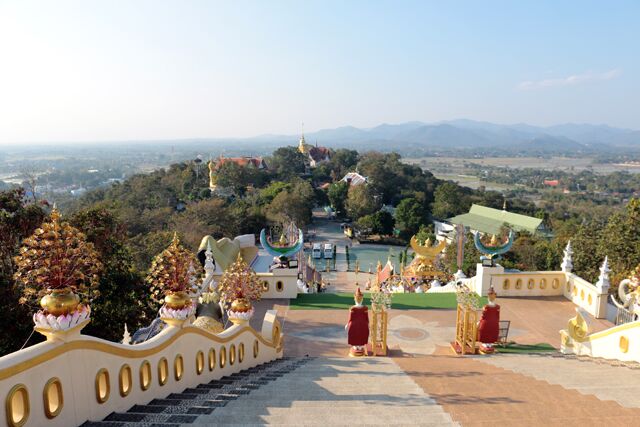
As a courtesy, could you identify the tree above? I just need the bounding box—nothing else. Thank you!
[345,185,379,219]
[432,181,469,219]
[0,188,46,354]
[442,232,482,277]
[259,181,291,205]
[266,180,314,226]
[327,181,349,214]
[600,199,640,284]
[414,224,436,244]
[572,220,605,283]
[269,147,307,178]
[357,211,395,236]
[395,197,426,238]
[71,208,156,342]
[216,162,248,195]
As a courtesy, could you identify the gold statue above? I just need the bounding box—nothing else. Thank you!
[208,160,217,189]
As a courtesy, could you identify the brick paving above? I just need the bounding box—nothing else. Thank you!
[243,277,639,427]
[395,347,640,427]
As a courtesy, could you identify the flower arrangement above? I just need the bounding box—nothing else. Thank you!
[456,284,481,310]
[146,233,202,319]
[13,209,102,330]
[217,254,263,322]
[370,287,392,312]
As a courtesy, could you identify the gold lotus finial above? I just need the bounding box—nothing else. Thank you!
[50,206,61,223]
[490,234,498,246]
[425,238,432,247]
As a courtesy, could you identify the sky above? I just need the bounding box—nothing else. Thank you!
[0,0,638,144]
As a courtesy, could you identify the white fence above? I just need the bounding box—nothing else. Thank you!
[0,311,283,427]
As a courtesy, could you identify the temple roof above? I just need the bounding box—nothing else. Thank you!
[308,146,331,162]
[341,172,367,186]
[216,156,267,169]
[447,204,543,235]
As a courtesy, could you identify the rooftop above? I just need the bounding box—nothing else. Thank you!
[448,204,543,235]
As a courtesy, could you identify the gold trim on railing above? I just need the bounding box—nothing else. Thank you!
[239,343,245,363]
[5,383,29,427]
[0,325,277,381]
[196,351,204,375]
[208,348,216,371]
[220,346,226,368]
[43,377,63,419]
[119,364,132,397]
[139,360,152,391]
[229,344,236,365]
[95,368,110,404]
[158,357,168,386]
[583,320,640,342]
[174,355,184,381]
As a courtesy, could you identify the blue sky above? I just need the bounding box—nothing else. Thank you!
[0,0,638,143]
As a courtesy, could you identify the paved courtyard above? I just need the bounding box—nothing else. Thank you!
[244,292,640,426]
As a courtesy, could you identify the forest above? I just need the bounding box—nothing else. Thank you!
[2,145,640,355]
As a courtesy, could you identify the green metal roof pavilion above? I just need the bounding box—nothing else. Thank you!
[447,204,543,235]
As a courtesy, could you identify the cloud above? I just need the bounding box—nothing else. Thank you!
[518,69,621,90]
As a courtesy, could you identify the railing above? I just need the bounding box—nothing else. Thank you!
[209,269,299,299]
[488,271,566,297]
[0,311,283,427]
[561,308,640,363]
[615,304,637,325]
[564,274,608,319]
[471,264,608,319]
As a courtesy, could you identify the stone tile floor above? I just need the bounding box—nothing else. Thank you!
[241,296,640,426]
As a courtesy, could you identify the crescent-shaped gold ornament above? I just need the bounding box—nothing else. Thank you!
[410,236,446,259]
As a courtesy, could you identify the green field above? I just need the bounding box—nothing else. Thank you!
[289,292,487,310]
[497,343,556,354]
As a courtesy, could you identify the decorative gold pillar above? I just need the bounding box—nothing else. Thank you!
[370,305,388,356]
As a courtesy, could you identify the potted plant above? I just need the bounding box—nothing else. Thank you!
[217,254,264,325]
[147,233,201,326]
[13,209,102,331]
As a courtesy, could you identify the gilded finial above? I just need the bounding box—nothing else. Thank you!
[490,234,498,246]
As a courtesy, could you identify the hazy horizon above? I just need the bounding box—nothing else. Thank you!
[0,118,638,148]
[1,1,638,145]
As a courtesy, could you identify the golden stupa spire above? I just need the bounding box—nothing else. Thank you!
[298,121,308,153]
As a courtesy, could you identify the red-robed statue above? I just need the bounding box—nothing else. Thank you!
[346,287,369,357]
[477,286,500,353]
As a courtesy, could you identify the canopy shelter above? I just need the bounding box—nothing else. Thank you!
[448,204,544,236]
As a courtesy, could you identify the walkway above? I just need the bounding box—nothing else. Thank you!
[396,350,640,426]
[193,357,458,426]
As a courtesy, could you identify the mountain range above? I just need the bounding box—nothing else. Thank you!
[283,120,640,151]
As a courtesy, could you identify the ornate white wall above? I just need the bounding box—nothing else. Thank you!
[0,311,283,427]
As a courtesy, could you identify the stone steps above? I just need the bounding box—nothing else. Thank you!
[81,357,311,427]
[395,351,640,426]
[194,357,458,426]
[479,353,640,409]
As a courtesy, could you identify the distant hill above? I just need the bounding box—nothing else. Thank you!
[247,120,640,153]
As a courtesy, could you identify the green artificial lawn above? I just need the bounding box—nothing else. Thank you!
[289,292,487,310]
[496,343,557,353]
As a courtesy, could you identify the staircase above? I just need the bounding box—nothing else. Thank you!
[82,357,310,427]
[479,352,640,409]
[83,356,458,426]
